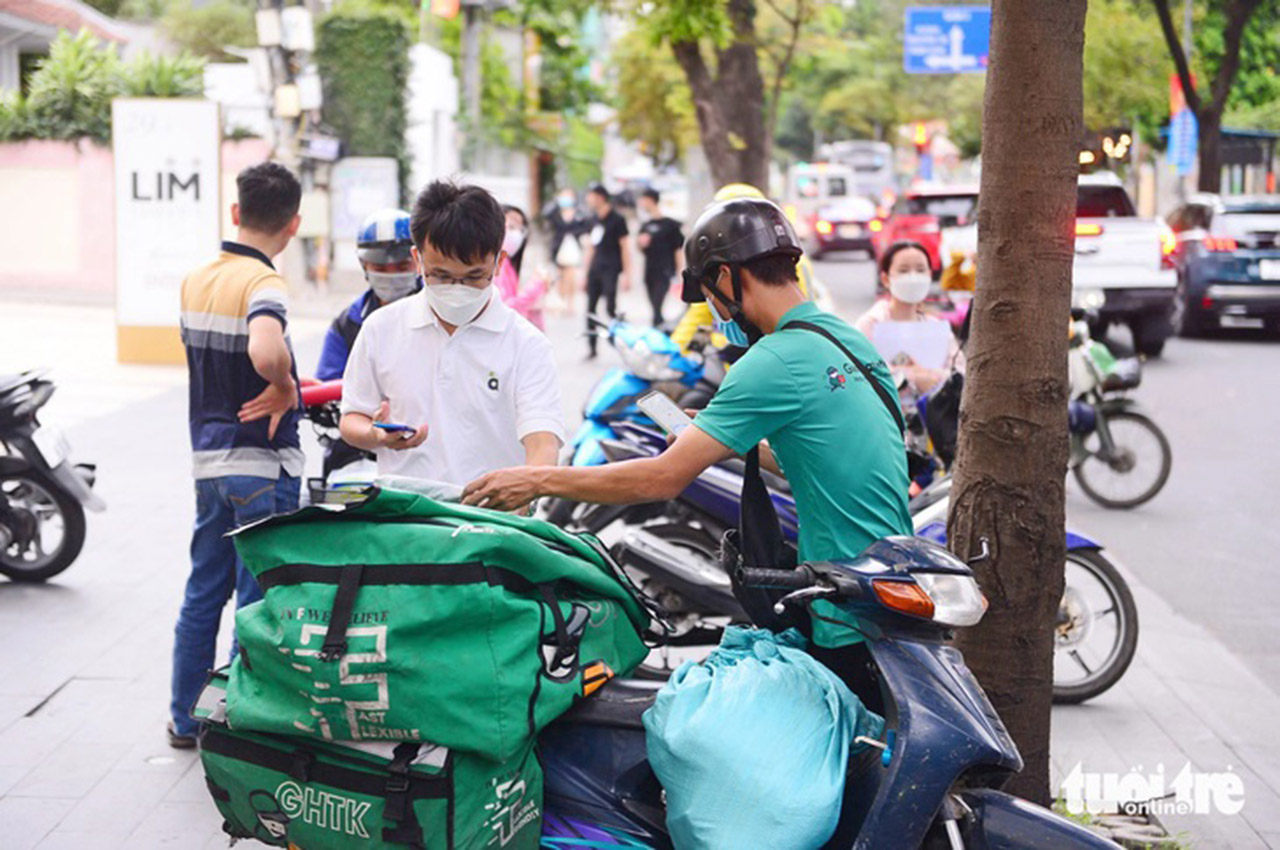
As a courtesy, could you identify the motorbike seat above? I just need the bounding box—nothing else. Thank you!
[554,677,663,731]
[715,457,792,495]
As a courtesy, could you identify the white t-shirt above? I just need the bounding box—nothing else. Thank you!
[340,289,565,486]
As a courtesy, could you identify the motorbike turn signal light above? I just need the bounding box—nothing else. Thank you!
[1203,236,1238,253]
[872,579,936,620]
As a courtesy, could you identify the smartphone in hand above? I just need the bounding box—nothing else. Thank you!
[637,391,694,437]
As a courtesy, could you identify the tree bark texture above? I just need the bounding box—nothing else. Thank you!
[670,0,770,189]
[947,0,1086,806]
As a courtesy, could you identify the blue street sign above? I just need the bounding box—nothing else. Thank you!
[1169,108,1198,176]
[904,6,991,75]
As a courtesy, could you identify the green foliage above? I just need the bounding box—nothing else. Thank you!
[0,91,34,141]
[611,27,699,166]
[515,0,601,115]
[1082,0,1169,142]
[315,4,412,198]
[159,0,256,62]
[0,30,209,144]
[638,0,732,48]
[117,50,205,97]
[776,0,983,161]
[82,0,125,16]
[1199,0,1280,129]
[22,29,121,143]
[434,14,526,149]
[117,0,174,20]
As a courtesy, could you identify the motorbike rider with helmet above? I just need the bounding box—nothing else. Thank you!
[315,208,420,381]
[313,208,420,480]
[464,197,912,567]
[670,183,824,357]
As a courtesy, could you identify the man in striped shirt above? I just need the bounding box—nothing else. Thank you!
[169,162,303,748]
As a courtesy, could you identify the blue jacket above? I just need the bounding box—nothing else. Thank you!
[316,290,380,381]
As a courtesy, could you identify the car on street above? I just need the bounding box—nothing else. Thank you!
[809,196,878,259]
[1166,194,1280,337]
[872,184,980,274]
[1071,172,1179,356]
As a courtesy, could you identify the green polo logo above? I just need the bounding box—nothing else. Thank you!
[487,371,500,392]
[826,366,847,391]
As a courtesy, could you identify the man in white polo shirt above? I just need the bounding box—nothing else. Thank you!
[339,180,563,501]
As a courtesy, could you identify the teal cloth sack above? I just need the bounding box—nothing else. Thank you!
[195,671,542,849]
[224,488,651,762]
[642,627,885,850]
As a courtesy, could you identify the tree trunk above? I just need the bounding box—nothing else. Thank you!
[670,0,770,189]
[1198,108,1224,193]
[947,0,1085,806]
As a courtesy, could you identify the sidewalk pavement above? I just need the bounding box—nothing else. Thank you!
[0,295,1276,848]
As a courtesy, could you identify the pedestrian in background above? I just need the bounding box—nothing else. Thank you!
[496,204,547,331]
[583,184,632,358]
[548,188,584,316]
[636,188,684,327]
[169,162,303,748]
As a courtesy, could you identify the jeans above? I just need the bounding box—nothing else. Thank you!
[170,474,299,735]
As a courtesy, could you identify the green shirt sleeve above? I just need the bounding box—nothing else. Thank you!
[695,346,804,455]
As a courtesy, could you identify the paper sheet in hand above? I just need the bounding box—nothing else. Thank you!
[871,320,952,370]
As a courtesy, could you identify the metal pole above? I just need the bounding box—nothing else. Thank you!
[1182,0,1193,57]
[461,2,484,171]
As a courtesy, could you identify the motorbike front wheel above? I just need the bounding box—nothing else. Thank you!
[1053,549,1139,704]
[0,471,87,583]
[1072,410,1172,509]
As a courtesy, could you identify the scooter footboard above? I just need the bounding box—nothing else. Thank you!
[958,788,1120,849]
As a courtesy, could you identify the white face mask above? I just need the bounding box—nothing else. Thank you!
[425,282,491,326]
[889,272,932,305]
[367,271,418,303]
[502,228,526,257]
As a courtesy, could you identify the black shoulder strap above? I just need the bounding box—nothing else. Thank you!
[782,319,905,435]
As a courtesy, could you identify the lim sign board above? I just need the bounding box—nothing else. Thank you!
[112,99,221,364]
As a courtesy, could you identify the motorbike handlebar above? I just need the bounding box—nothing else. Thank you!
[738,566,815,590]
[300,380,343,407]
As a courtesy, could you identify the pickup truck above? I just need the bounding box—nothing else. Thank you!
[1072,173,1178,356]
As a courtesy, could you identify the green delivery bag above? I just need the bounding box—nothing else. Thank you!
[225,488,651,762]
[196,672,542,850]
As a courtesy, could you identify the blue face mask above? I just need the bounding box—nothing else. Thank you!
[707,296,750,348]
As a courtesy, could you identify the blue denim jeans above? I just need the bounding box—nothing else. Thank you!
[170,474,299,735]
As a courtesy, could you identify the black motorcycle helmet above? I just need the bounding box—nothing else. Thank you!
[680,198,802,345]
[681,198,802,304]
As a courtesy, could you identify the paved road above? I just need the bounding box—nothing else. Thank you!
[810,252,1280,692]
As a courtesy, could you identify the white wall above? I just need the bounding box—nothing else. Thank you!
[406,44,460,195]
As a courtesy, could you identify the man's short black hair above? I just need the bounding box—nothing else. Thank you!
[236,162,301,234]
[741,253,799,286]
[641,187,660,203]
[587,184,610,203]
[410,180,505,264]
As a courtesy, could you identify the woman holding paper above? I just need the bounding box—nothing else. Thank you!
[855,240,963,395]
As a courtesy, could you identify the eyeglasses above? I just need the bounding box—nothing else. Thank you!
[420,265,497,288]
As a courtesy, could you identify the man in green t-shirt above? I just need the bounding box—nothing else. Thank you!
[463,198,911,564]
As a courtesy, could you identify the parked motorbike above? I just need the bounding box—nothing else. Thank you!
[1067,312,1172,509]
[541,317,719,526]
[0,371,104,582]
[298,379,376,505]
[575,423,1137,704]
[539,536,1121,849]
